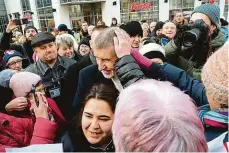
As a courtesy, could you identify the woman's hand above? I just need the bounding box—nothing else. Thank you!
[33,93,49,120]
[5,97,28,112]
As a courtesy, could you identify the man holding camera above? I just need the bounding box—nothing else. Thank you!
[0,20,38,67]
[164,3,226,80]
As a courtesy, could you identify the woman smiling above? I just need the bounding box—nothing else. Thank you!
[71,83,118,152]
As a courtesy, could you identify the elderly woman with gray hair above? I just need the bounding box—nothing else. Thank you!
[56,34,78,60]
[112,79,208,152]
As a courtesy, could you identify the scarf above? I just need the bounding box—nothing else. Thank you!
[198,104,228,129]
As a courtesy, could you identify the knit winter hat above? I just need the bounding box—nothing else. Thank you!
[191,3,220,28]
[78,37,91,50]
[58,24,68,31]
[120,21,143,37]
[24,26,38,35]
[3,50,23,65]
[153,21,165,33]
[201,42,228,106]
[9,72,41,97]
[139,43,166,62]
[0,69,17,88]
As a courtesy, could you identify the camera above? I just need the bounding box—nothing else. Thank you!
[180,19,209,48]
[8,13,29,26]
[14,18,29,26]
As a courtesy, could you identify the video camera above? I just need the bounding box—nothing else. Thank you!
[180,19,209,48]
[8,12,29,26]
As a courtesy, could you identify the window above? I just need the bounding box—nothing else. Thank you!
[21,0,31,12]
[224,0,228,20]
[0,0,8,33]
[120,0,159,23]
[169,0,194,21]
[169,0,194,10]
[20,0,33,26]
[35,0,54,30]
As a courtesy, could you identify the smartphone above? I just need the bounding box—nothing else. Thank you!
[14,18,29,26]
[31,84,39,107]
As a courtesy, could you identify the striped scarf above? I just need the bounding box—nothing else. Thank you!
[198,104,228,129]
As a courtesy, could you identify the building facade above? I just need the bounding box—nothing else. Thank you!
[0,0,8,33]
[2,0,228,31]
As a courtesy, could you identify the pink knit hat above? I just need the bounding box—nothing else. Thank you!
[9,72,41,97]
[201,42,228,106]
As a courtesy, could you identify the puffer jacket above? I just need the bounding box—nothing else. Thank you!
[164,30,226,80]
[0,97,66,152]
[0,113,58,152]
[115,55,145,88]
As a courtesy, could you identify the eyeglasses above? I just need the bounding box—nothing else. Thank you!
[25,84,46,98]
[7,59,23,67]
[80,45,90,49]
[35,86,46,93]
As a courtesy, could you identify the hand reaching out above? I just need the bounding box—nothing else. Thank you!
[114,28,131,58]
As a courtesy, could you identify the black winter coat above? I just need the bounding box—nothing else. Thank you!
[72,56,144,114]
[60,55,92,120]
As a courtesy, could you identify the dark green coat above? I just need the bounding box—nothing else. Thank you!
[164,30,225,80]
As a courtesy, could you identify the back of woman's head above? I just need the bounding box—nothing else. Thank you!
[112,79,208,152]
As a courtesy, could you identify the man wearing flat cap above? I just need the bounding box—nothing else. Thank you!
[25,32,75,104]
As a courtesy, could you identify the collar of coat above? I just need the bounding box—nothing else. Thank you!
[37,56,68,75]
[90,140,115,152]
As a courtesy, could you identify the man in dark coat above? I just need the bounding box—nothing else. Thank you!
[60,25,107,120]
[71,27,144,117]
[0,20,38,67]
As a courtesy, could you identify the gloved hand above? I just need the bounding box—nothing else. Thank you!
[173,28,184,48]
[131,49,152,70]
[192,19,209,40]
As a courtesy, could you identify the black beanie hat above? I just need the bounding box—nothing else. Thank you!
[78,38,91,51]
[153,21,165,33]
[24,26,38,35]
[120,21,143,37]
[58,24,68,31]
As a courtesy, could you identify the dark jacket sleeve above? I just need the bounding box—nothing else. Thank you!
[115,55,145,88]
[147,62,209,107]
[0,32,23,53]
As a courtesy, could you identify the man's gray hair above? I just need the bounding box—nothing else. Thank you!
[93,27,119,51]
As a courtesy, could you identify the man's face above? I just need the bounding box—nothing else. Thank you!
[88,26,95,36]
[25,29,37,41]
[82,23,88,32]
[93,46,118,79]
[175,12,184,23]
[190,13,216,35]
[130,35,141,48]
[150,22,156,32]
[162,22,176,39]
[34,42,57,64]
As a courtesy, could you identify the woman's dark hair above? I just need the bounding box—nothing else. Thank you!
[111,17,118,27]
[72,83,119,130]
[83,83,119,112]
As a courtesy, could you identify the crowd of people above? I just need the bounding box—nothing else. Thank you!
[0,3,228,152]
